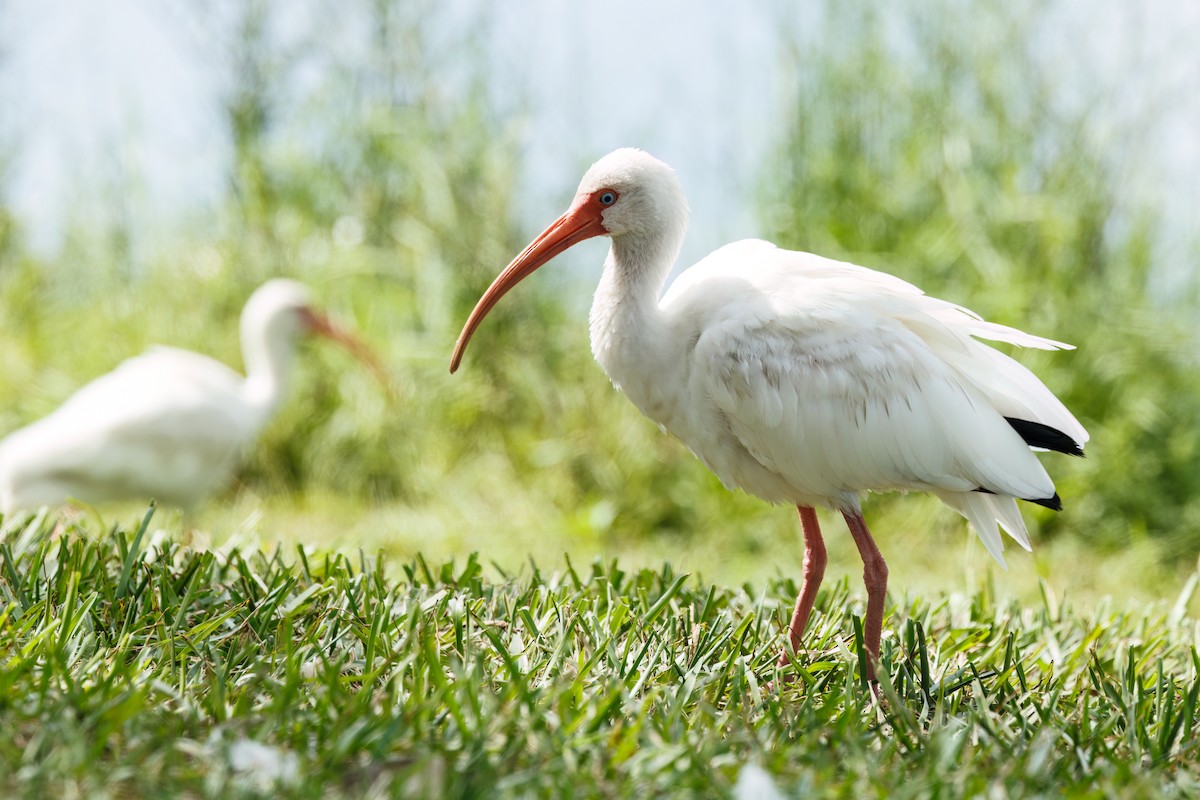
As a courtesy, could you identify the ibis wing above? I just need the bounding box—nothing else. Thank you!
[691,303,1055,504]
[0,348,256,511]
[664,241,1076,563]
[669,240,1088,450]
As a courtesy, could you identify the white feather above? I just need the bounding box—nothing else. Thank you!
[595,237,1083,566]
[0,280,325,514]
[0,348,255,512]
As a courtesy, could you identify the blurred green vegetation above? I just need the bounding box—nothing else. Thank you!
[0,0,1196,598]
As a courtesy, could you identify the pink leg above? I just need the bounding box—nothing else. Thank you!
[842,510,889,681]
[777,506,827,667]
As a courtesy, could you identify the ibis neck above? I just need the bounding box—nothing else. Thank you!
[241,323,298,424]
[589,228,686,425]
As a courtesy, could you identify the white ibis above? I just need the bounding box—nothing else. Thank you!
[450,148,1087,680]
[0,279,382,515]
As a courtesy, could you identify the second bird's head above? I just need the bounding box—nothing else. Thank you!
[241,279,390,388]
[241,279,329,344]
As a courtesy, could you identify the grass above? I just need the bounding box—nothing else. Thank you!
[191,488,1200,618]
[0,508,1198,798]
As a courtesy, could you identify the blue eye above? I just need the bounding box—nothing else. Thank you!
[598,191,617,206]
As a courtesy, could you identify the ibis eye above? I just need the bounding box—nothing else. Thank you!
[598,191,617,206]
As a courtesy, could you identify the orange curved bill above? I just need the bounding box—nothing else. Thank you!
[303,309,399,399]
[449,202,606,373]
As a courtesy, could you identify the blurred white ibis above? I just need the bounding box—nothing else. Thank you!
[450,148,1088,680]
[0,279,382,515]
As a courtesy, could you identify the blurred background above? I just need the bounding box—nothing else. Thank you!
[0,0,1198,605]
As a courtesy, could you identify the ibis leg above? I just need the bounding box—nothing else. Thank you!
[843,510,888,681]
[778,505,827,666]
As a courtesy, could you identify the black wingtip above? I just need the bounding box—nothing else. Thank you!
[1027,492,1063,512]
[1005,418,1085,458]
[975,486,1064,512]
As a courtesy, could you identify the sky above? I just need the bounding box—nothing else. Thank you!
[1,0,785,266]
[3,1,226,253]
[1,0,1197,273]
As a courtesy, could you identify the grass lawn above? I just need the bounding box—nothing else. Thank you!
[1,507,1198,798]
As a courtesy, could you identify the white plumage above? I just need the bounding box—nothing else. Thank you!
[451,148,1087,679]
[653,239,1083,566]
[0,279,367,515]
